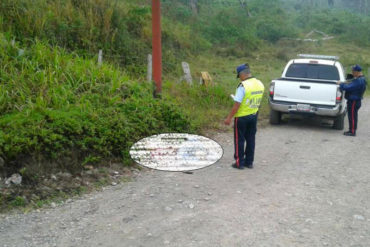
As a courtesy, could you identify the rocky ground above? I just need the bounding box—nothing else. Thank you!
[1,100,370,247]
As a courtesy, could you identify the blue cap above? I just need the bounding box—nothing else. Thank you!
[236,64,250,78]
[352,64,362,72]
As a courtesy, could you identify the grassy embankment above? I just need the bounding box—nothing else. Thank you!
[0,0,208,211]
[0,35,193,211]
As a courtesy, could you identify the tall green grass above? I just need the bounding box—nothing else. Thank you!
[0,0,211,76]
[163,81,231,131]
[0,35,192,178]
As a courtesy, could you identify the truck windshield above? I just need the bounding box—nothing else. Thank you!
[285,64,339,80]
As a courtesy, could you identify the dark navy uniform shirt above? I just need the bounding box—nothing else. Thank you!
[340,76,367,101]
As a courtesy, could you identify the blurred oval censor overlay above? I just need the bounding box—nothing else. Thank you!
[130,133,224,172]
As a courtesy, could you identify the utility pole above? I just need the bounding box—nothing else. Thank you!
[152,0,162,97]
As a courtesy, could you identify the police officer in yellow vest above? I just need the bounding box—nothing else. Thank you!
[224,64,265,169]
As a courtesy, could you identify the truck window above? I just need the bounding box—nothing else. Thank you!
[285,64,339,80]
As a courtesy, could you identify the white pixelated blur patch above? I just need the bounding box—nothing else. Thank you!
[130,133,223,172]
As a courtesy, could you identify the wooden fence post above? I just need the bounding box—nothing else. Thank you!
[190,0,198,15]
[238,0,251,17]
[147,54,153,82]
[18,49,24,57]
[182,62,193,85]
[98,50,103,67]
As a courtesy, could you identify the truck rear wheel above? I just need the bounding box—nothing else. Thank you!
[333,113,345,130]
[270,109,281,125]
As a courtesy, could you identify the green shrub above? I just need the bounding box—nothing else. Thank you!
[0,36,192,176]
[10,196,26,207]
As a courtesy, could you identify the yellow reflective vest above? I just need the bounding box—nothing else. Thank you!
[235,77,265,118]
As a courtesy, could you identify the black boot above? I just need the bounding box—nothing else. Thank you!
[231,163,244,170]
[343,131,356,136]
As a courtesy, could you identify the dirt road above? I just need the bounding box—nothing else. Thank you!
[1,100,370,247]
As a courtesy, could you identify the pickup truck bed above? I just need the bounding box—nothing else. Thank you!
[269,55,347,129]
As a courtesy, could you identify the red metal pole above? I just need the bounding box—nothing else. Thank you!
[152,0,162,96]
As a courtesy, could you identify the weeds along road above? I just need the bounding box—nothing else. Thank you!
[1,100,370,247]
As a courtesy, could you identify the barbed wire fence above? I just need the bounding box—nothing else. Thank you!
[7,36,370,87]
[5,15,369,87]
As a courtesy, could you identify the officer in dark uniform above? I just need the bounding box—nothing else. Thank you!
[337,64,367,136]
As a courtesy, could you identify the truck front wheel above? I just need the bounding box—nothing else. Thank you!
[270,109,281,125]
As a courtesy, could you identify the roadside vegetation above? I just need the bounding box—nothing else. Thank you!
[0,0,369,211]
[0,35,192,211]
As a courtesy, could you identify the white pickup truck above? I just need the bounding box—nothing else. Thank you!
[269,54,346,130]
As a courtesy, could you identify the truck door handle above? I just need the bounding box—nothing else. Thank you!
[300,85,311,89]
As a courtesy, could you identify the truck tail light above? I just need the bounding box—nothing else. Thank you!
[270,81,275,97]
[336,88,342,103]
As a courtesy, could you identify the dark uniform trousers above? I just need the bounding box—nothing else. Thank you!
[234,114,257,168]
[347,100,361,134]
